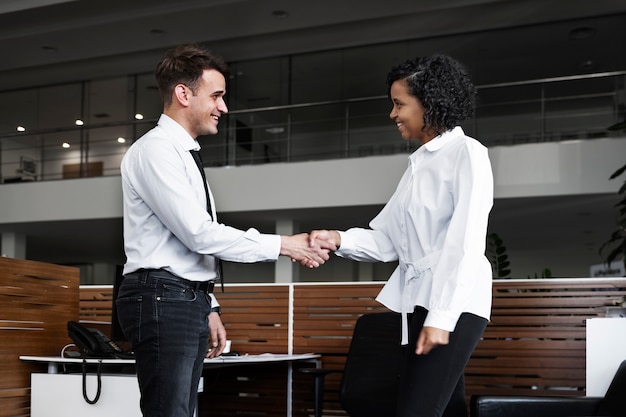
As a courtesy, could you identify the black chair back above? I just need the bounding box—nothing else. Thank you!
[339,312,404,417]
[597,359,626,416]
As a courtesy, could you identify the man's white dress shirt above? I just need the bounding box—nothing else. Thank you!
[121,114,281,290]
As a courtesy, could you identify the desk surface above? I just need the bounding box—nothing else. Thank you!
[20,353,319,367]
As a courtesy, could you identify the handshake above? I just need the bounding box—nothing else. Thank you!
[280,230,341,269]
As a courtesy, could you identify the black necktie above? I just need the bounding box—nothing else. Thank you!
[190,150,211,213]
[190,150,224,290]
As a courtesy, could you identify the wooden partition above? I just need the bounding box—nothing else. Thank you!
[466,278,626,398]
[0,258,79,417]
[76,278,626,417]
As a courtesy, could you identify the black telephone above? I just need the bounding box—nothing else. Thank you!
[67,321,133,359]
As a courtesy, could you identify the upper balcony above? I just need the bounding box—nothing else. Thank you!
[1,70,625,183]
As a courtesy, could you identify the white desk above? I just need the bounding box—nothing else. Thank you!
[22,353,319,417]
[21,353,319,373]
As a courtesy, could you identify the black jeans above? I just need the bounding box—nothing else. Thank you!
[397,307,488,417]
[116,269,214,417]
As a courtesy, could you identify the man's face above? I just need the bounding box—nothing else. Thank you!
[187,69,228,137]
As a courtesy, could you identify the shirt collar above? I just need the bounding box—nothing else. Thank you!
[157,114,200,152]
[422,126,464,152]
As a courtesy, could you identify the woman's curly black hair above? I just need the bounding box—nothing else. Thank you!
[386,55,477,136]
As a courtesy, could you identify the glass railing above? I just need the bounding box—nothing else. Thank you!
[1,71,624,182]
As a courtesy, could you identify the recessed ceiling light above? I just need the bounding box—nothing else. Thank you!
[272,10,289,18]
[75,119,84,126]
[580,60,596,71]
[62,142,70,148]
[569,26,596,40]
[117,137,126,144]
[16,126,26,132]
[135,113,144,120]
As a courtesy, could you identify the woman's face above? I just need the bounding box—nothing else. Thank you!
[389,79,436,145]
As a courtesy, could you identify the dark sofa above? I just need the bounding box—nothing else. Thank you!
[470,360,626,417]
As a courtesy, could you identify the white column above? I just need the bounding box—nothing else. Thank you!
[275,219,298,283]
[1,232,26,259]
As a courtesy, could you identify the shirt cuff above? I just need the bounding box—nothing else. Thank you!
[241,229,282,260]
[424,310,460,332]
[335,231,355,255]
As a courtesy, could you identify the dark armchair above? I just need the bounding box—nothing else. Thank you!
[470,359,626,417]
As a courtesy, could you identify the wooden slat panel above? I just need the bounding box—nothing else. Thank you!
[216,285,290,356]
[0,257,80,417]
[466,278,626,402]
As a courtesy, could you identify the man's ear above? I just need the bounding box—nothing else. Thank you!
[173,84,190,107]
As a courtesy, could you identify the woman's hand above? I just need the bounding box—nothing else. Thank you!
[416,326,449,355]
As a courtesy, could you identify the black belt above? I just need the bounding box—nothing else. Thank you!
[132,268,215,293]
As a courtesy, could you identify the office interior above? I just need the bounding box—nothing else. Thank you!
[0,0,625,284]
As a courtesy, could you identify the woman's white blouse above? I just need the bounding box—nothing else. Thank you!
[336,127,494,343]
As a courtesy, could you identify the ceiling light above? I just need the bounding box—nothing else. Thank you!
[62,142,70,148]
[117,137,126,144]
[135,113,144,120]
[271,10,289,18]
[569,26,596,40]
[16,126,26,132]
[580,60,596,71]
[75,119,84,126]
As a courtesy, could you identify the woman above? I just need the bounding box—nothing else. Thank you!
[310,55,494,417]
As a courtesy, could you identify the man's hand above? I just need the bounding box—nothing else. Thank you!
[416,326,449,355]
[280,233,336,268]
[206,311,227,358]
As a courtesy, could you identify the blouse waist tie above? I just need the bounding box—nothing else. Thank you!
[400,250,442,345]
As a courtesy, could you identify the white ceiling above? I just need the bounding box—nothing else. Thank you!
[0,0,625,278]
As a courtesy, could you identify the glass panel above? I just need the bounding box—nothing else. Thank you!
[85,126,133,176]
[291,50,343,103]
[87,77,130,124]
[0,89,38,133]
[38,83,83,130]
[342,42,409,98]
[135,73,162,122]
[288,103,345,161]
[544,77,616,140]
[0,133,42,182]
[345,99,402,157]
[475,84,544,146]
[229,57,290,109]
[40,131,82,180]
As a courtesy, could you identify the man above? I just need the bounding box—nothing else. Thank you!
[117,43,333,417]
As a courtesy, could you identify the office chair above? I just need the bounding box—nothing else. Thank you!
[302,312,403,417]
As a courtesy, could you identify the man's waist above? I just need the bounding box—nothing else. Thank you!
[127,268,216,293]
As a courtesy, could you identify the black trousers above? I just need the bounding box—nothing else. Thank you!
[397,307,488,417]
